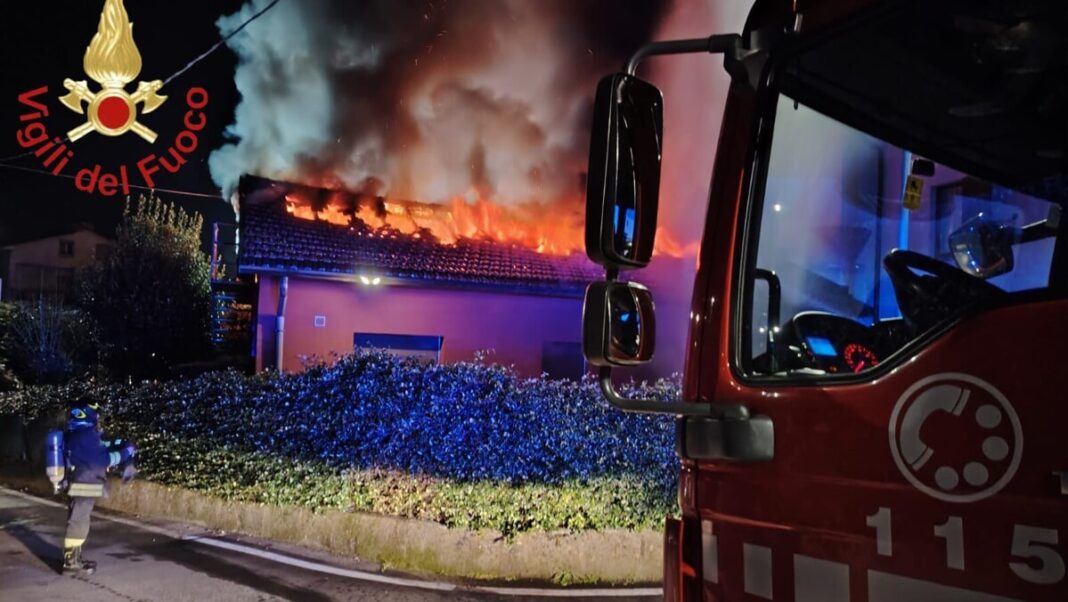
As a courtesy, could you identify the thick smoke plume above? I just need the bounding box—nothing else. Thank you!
[651,0,750,248]
[210,0,663,211]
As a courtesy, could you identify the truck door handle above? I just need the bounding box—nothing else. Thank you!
[677,412,775,462]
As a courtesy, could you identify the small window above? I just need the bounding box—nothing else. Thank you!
[59,240,74,257]
[354,332,443,362]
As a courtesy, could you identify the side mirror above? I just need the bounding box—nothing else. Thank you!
[583,281,656,367]
[948,216,1017,279]
[585,74,664,269]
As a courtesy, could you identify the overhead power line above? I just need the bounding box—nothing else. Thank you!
[164,0,282,86]
[0,162,225,200]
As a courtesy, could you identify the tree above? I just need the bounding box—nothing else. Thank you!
[0,300,104,387]
[81,194,213,378]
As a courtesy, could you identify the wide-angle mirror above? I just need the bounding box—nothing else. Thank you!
[582,281,656,366]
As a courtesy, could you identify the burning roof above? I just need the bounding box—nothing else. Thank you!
[237,175,602,295]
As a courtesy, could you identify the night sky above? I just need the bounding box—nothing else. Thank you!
[0,1,248,246]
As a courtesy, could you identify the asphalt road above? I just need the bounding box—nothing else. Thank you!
[0,489,659,602]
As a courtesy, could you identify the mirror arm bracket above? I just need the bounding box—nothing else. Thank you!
[598,368,773,461]
[625,34,745,78]
[598,366,749,419]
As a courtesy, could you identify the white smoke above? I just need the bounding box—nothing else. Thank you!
[210,0,336,196]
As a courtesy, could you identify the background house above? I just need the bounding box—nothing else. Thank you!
[0,227,112,300]
[238,176,604,378]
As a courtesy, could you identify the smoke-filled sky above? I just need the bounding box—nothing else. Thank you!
[651,0,750,248]
[209,0,665,207]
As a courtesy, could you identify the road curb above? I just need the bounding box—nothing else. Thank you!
[0,478,663,597]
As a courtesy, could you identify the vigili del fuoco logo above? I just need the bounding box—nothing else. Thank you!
[14,0,209,196]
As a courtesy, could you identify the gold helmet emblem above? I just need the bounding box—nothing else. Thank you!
[58,0,167,143]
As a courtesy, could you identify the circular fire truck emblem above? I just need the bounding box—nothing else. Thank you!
[889,373,1023,503]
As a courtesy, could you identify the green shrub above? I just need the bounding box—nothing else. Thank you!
[0,303,21,391]
[0,352,680,535]
[112,432,672,536]
[80,194,213,378]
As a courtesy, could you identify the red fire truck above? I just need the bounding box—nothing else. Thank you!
[582,1,1067,600]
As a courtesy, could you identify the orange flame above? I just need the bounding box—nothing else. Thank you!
[283,190,695,258]
[652,228,700,257]
[284,196,317,221]
[435,195,584,255]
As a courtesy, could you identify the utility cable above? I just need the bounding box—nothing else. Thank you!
[163,0,282,86]
[0,162,224,200]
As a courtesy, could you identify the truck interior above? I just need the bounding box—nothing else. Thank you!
[744,0,1067,378]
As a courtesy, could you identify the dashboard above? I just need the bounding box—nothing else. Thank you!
[786,312,908,375]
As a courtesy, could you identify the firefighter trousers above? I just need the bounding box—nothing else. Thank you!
[64,496,96,549]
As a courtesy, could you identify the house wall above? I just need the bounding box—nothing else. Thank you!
[3,230,111,298]
[253,275,585,377]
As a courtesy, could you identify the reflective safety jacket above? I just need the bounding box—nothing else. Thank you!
[65,427,114,498]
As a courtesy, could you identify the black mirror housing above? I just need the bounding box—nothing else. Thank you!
[583,281,656,367]
[911,157,936,177]
[585,74,664,269]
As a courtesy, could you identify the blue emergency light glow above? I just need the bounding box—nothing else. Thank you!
[806,336,837,357]
[899,149,912,250]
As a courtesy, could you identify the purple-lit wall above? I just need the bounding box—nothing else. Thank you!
[253,275,585,376]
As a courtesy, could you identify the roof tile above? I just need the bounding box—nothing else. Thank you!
[238,179,602,296]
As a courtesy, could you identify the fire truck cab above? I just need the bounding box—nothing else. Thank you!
[582,1,1067,600]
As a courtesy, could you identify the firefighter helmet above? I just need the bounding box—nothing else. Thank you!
[68,397,101,430]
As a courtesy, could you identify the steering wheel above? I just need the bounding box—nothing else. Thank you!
[883,249,1005,334]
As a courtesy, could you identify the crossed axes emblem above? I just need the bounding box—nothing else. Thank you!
[60,78,167,143]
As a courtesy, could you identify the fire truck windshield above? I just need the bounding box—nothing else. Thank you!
[743,95,1062,378]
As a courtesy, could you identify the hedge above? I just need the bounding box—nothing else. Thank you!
[0,351,680,535]
[0,303,19,390]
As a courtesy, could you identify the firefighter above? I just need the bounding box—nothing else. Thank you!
[61,397,135,574]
